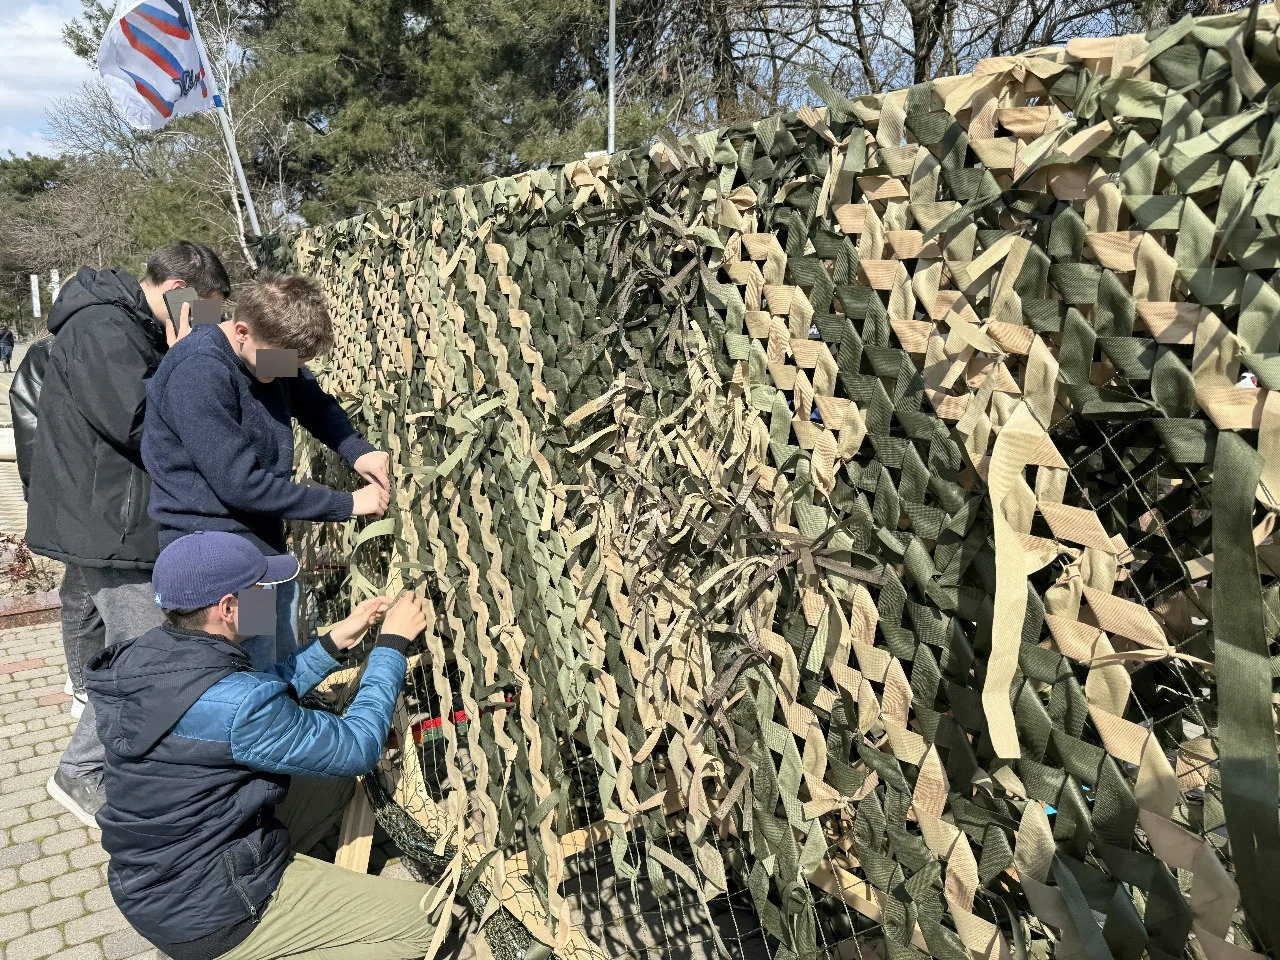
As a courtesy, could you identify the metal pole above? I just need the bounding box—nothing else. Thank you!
[214,101,262,236]
[607,0,616,154]
[188,6,263,238]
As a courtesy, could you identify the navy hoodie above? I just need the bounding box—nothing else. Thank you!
[142,324,374,555]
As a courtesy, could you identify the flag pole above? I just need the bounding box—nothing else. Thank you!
[211,95,261,236]
[607,0,616,154]
[99,1,261,238]
[187,10,261,237]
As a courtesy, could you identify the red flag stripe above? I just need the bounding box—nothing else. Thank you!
[132,79,173,118]
[119,19,181,80]
[134,9,191,39]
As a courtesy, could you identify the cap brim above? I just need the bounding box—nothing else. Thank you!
[258,554,300,587]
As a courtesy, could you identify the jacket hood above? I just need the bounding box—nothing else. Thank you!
[48,267,155,337]
[85,625,250,757]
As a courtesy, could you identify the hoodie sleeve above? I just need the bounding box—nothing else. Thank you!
[290,368,375,466]
[159,354,354,521]
[228,643,408,778]
[66,307,152,453]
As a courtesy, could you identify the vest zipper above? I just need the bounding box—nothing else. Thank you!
[222,850,260,922]
[119,472,135,543]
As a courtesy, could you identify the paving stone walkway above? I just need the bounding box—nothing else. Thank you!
[0,620,152,960]
[0,342,147,958]
[0,614,413,960]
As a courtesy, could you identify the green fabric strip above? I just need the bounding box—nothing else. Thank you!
[1211,431,1280,955]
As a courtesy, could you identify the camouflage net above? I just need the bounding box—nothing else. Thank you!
[262,7,1280,959]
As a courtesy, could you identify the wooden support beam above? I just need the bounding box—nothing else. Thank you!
[335,784,377,874]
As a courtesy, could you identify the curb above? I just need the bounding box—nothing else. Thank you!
[0,589,60,628]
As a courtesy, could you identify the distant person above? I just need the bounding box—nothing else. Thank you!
[85,532,441,960]
[0,324,14,372]
[28,240,231,827]
[142,273,389,671]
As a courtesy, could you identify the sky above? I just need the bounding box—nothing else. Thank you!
[0,0,98,157]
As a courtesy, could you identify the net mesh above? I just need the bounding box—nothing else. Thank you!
[264,9,1280,959]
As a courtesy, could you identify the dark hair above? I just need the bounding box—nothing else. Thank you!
[144,241,232,298]
[165,607,213,630]
[234,273,335,358]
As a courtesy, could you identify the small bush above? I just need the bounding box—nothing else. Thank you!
[0,533,58,598]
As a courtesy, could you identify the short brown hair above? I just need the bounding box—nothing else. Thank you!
[234,274,335,358]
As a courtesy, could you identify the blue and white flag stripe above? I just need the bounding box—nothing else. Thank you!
[98,0,220,131]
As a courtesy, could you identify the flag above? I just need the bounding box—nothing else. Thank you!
[97,0,219,131]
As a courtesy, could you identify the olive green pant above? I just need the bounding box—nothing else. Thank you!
[217,777,441,960]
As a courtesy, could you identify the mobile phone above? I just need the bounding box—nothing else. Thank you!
[162,287,199,337]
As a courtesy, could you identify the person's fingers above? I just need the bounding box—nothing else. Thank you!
[383,591,427,638]
[373,453,391,489]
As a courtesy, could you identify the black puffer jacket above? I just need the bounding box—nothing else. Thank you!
[26,268,168,568]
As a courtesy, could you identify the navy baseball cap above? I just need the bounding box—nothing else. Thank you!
[153,532,299,611]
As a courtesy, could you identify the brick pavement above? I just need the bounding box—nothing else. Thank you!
[0,345,155,958]
[0,620,152,960]
[0,621,416,960]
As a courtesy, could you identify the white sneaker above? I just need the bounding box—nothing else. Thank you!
[63,676,73,697]
[70,695,86,719]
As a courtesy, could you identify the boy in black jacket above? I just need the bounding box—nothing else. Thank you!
[142,274,390,671]
[30,241,232,827]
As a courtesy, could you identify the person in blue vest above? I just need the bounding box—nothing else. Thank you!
[84,532,441,959]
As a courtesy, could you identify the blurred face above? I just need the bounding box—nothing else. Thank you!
[141,277,225,330]
[222,319,311,384]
